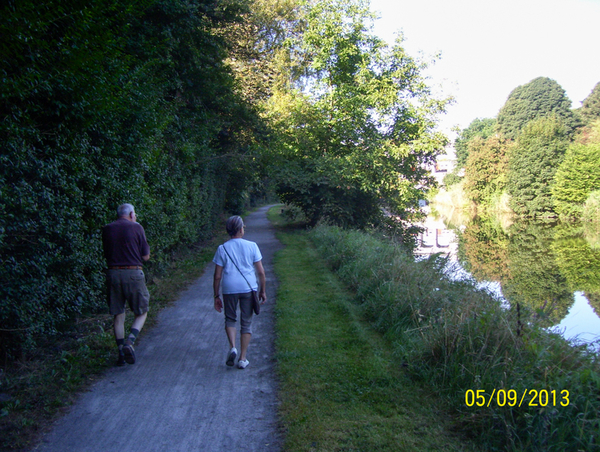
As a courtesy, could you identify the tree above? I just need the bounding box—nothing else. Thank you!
[580,82,600,125]
[454,117,497,169]
[583,190,600,224]
[218,0,301,103]
[552,141,600,218]
[506,116,569,216]
[497,77,577,140]
[267,0,450,233]
[575,118,600,146]
[463,135,511,204]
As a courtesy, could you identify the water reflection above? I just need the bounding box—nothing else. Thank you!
[414,216,458,258]
[552,292,600,345]
[415,214,600,345]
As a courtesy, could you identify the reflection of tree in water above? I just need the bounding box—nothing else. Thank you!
[503,221,572,327]
[583,221,600,250]
[457,216,511,283]
[552,222,600,294]
[457,216,600,326]
[585,292,600,319]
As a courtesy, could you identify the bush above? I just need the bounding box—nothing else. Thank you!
[442,171,462,187]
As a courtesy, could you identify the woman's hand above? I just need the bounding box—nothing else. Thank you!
[259,290,267,304]
[214,296,223,312]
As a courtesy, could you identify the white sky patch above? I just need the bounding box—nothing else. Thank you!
[370,0,600,137]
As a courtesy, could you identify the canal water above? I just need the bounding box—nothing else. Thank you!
[415,213,600,347]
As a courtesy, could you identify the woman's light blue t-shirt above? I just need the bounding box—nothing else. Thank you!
[213,238,262,294]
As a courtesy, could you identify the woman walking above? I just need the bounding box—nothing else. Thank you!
[213,215,266,369]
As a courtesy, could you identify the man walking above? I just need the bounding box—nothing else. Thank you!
[102,203,150,366]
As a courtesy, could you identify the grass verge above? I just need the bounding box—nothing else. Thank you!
[269,208,482,451]
[0,224,229,452]
[305,222,600,451]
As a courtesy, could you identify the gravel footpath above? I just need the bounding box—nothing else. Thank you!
[34,205,284,452]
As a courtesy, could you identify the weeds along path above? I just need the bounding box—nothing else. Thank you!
[34,206,284,452]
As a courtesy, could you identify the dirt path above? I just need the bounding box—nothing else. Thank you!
[34,206,284,452]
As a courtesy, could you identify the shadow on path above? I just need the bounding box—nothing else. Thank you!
[34,206,284,452]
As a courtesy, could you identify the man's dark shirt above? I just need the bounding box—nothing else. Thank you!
[102,218,150,267]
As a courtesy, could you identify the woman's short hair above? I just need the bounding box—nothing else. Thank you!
[117,203,135,217]
[226,215,244,237]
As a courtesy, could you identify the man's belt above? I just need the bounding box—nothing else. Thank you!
[108,266,143,270]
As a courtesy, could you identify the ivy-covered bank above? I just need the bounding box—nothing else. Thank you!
[0,0,266,360]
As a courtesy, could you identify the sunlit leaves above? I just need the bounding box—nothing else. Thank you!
[497,77,577,140]
[580,82,600,125]
[454,117,497,170]
[463,136,512,204]
[507,116,569,217]
[552,141,600,218]
[267,0,450,231]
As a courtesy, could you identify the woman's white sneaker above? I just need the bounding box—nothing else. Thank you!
[237,359,249,369]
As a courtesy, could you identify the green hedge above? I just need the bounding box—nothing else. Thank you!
[0,0,261,360]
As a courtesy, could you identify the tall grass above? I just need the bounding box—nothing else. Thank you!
[309,224,600,451]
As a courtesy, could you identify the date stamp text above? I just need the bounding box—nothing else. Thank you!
[465,389,570,407]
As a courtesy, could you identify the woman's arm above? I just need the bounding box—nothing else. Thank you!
[254,260,267,303]
[213,264,223,312]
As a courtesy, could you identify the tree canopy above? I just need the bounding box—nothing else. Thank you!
[463,135,511,204]
[454,117,497,169]
[552,141,600,218]
[497,77,577,140]
[580,82,600,125]
[453,77,600,217]
[266,0,450,234]
[506,116,569,216]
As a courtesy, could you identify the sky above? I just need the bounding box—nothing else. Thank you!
[369,0,600,138]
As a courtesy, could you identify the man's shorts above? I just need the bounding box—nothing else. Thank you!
[106,269,150,316]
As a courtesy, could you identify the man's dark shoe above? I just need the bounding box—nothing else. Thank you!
[117,353,126,366]
[123,340,136,364]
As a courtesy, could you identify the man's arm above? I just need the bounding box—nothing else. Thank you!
[139,226,150,262]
